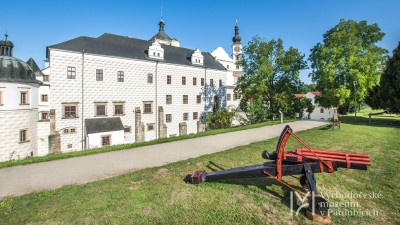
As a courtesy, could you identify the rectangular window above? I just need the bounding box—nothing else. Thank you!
[102,135,111,146]
[219,79,223,87]
[63,128,76,134]
[19,129,29,142]
[117,71,124,82]
[193,112,198,120]
[166,95,172,104]
[233,93,238,101]
[148,73,153,83]
[67,66,76,79]
[167,75,171,84]
[43,75,49,82]
[236,65,240,70]
[201,78,205,86]
[143,101,153,114]
[320,108,324,113]
[95,104,107,116]
[227,94,231,101]
[147,124,154,131]
[210,79,214,86]
[166,114,172,123]
[193,77,197,85]
[41,112,49,120]
[20,91,29,104]
[196,95,201,104]
[182,76,186,85]
[183,95,188,104]
[183,113,188,121]
[114,104,124,115]
[96,69,103,81]
[63,104,78,118]
[41,94,48,102]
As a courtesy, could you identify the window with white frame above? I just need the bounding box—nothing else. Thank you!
[193,112,198,120]
[19,129,29,142]
[20,91,29,104]
[147,123,154,131]
[95,103,107,116]
[62,103,78,118]
[183,113,188,121]
[148,73,153,83]
[41,94,48,102]
[196,95,201,104]
[143,101,153,114]
[193,77,197,85]
[166,114,172,123]
[41,112,49,120]
[96,69,103,81]
[113,103,124,116]
[182,76,186,85]
[183,95,188,104]
[117,71,124,82]
[166,95,172,104]
[67,66,76,79]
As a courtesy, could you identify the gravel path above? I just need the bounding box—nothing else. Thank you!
[0,120,328,199]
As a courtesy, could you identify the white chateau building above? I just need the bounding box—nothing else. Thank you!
[0,34,50,161]
[0,20,244,161]
[211,22,243,111]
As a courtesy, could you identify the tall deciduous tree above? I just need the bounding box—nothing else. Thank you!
[366,42,400,113]
[309,19,387,113]
[235,36,307,121]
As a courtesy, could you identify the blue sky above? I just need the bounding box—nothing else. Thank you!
[3,0,400,83]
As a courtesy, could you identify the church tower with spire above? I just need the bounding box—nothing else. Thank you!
[232,21,242,73]
[149,17,180,47]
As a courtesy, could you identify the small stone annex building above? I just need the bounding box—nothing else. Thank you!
[0,34,50,162]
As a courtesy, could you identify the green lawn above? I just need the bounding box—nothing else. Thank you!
[0,112,399,224]
[0,119,295,169]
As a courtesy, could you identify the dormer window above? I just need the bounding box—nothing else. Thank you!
[191,48,204,65]
[148,40,164,60]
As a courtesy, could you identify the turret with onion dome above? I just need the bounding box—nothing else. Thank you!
[149,17,180,47]
[0,33,41,84]
[232,21,242,44]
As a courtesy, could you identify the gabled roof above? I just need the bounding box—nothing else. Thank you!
[85,117,124,134]
[211,47,233,62]
[47,33,226,71]
[26,58,44,77]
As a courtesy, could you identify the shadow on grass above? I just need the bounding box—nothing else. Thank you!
[183,170,309,219]
[340,115,400,128]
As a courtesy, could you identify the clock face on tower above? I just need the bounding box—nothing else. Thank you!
[234,46,241,52]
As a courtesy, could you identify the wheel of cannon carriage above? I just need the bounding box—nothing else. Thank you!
[306,195,331,223]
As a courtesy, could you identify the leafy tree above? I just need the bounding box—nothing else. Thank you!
[293,97,314,118]
[235,36,308,121]
[299,83,317,94]
[366,42,400,113]
[206,109,234,129]
[309,19,387,113]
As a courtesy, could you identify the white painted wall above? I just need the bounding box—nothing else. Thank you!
[0,109,39,162]
[303,92,336,120]
[0,82,39,111]
[87,130,124,149]
[49,49,227,152]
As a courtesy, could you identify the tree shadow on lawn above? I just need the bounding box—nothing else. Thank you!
[183,167,309,219]
[340,116,400,128]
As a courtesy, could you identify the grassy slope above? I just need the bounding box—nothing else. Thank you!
[0,112,399,224]
[0,119,295,169]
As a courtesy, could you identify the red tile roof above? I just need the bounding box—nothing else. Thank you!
[294,94,305,98]
[310,91,322,97]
